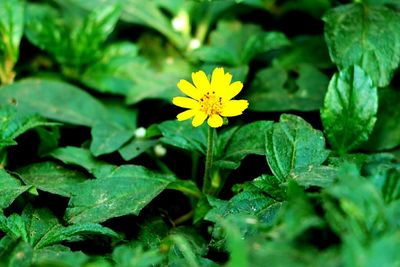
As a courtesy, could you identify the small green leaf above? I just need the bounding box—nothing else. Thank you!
[119,139,158,161]
[321,66,378,154]
[0,169,30,209]
[158,120,208,155]
[65,165,175,223]
[16,161,88,197]
[266,114,329,181]
[215,121,273,170]
[323,3,400,87]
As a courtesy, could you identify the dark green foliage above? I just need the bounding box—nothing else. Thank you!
[1,0,400,266]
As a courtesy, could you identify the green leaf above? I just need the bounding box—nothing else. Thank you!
[266,114,329,181]
[158,120,208,155]
[321,66,378,154]
[324,164,388,243]
[0,79,107,126]
[274,35,333,70]
[205,188,278,225]
[90,101,137,156]
[65,165,175,223]
[125,52,193,104]
[32,245,89,267]
[366,87,400,150]
[0,105,55,148]
[292,165,337,188]
[25,3,120,67]
[80,42,141,96]
[215,121,273,170]
[247,64,329,112]
[66,0,186,49]
[0,0,24,63]
[193,21,289,66]
[0,169,30,209]
[48,146,115,177]
[118,139,158,161]
[1,206,121,250]
[112,242,164,267]
[0,235,33,267]
[323,3,400,87]
[16,161,88,197]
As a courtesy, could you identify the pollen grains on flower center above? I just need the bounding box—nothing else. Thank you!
[199,91,223,116]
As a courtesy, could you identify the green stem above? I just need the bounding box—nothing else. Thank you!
[202,126,215,194]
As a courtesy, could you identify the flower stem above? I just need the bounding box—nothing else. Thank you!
[202,126,215,194]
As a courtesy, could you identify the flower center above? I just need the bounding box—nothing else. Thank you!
[199,91,223,116]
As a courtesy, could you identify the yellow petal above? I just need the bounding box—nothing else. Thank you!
[222,81,243,100]
[177,110,196,121]
[211,67,232,94]
[207,114,223,128]
[192,71,210,92]
[177,79,201,100]
[221,100,249,117]
[172,97,200,109]
[192,111,207,127]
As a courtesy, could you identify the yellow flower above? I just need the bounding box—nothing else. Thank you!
[172,67,249,128]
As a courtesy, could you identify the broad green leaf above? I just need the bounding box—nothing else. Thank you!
[193,21,289,66]
[0,105,55,148]
[323,3,400,87]
[247,64,329,112]
[1,206,121,250]
[158,120,208,155]
[366,87,400,150]
[35,126,61,156]
[0,169,30,209]
[32,245,89,267]
[65,165,175,223]
[0,0,24,84]
[321,66,378,154]
[266,114,329,181]
[0,79,107,126]
[16,161,88,197]
[112,242,164,267]
[25,3,120,67]
[0,235,33,267]
[215,121,273,170]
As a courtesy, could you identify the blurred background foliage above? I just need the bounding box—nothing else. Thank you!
[1,0,400,266]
